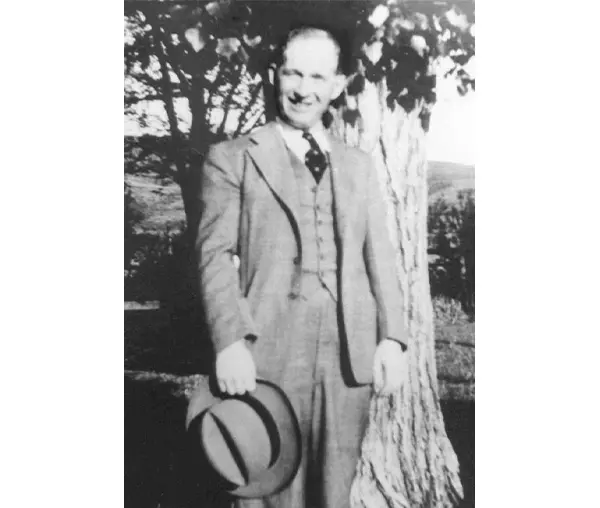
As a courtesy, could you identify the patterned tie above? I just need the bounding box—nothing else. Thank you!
[302,131,328,184]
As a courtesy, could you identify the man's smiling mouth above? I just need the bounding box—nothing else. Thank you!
[290,102,313,111]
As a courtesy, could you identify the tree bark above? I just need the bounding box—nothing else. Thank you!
[330,78,464,507]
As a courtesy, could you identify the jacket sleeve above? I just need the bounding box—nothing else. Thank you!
[363,154,410,350]
[196,143,257,354]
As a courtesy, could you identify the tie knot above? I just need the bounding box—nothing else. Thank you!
[302,130,317,145]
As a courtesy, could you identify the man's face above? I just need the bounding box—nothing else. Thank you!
[276,35,345,130]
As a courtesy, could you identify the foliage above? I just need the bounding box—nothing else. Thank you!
[125,183,145,271]
[344,1,474,130]
[124,1,476,212]
[124,134,198,187]
[432,296,470,326]
[125,225,187,303]
[428,190,475,318]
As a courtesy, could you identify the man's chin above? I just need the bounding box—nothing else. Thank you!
[281,112,319,130]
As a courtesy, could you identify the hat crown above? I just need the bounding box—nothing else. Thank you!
[201,399,273,487]
[187,379,301,498]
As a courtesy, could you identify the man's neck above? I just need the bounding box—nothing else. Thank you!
[276,118,330,153]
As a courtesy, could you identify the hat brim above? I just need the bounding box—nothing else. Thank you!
[186,378,302,499]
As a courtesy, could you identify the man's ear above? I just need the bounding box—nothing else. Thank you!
[331,74,347,101]
[268,66,276,87]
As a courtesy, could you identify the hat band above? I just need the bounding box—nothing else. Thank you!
[240,394,281,468]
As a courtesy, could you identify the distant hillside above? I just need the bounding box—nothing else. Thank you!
[428,160,475,202]
[127,160,475,234]
[126,174,185,233]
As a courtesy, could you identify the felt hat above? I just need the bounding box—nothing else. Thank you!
[186,379,301,499]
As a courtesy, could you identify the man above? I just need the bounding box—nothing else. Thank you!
[196,26,409,508]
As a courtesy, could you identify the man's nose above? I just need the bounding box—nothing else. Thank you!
[291,91,306,103]
[293,77,311,97]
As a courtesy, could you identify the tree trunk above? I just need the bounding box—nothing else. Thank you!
[330,79,464,507]
[148,17,205,347]
[150,20,198,230]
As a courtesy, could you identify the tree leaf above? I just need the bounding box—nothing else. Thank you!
[397,94,416,113]
[347,74,366,96]
[342,108,361,127]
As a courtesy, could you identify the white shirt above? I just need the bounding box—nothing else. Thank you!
[276,119,331,163]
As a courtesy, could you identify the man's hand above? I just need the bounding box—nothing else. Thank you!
[373,339,408,394]
[215,340,257,395]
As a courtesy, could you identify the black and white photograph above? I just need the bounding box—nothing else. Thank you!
[124,1,475,507]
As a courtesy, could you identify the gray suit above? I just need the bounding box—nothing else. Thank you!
[196,121,408,507]
[197,122,407,382]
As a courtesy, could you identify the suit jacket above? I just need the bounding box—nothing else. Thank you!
[196,121,408,385]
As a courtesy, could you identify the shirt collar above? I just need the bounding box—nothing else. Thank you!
[276,118,331,159]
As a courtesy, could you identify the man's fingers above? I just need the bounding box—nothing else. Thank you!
[237,360,256,393]
[246,373,256,392]
[233,377,247,395]
[385,370,402,393]
[248,360,257,391]
[373,355,383,393]
[224,378,237,395]
[380,357,406,393]
[215,339,257,395]
[241,369,257,394]
[218,374,255,395]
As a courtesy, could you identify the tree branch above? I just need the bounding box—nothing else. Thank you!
[233,80,263,138]
[156,27,192,97]
[216,65,244,138]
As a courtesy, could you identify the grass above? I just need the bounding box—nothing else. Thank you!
[126,173,185,234]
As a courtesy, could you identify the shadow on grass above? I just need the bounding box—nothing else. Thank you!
[124,374,235,508]
[124,372,474,508]
[125,307,214,376]
[441,400,475,508]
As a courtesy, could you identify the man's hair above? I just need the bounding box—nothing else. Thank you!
[274,24,348,75]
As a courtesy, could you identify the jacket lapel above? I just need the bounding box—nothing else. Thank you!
[247,122,300,226]
[328,137,355,243]
[246,124,357,253]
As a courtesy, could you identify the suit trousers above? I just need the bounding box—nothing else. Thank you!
[237,274,372,508]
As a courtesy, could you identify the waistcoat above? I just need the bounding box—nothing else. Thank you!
[288,148,338,300]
